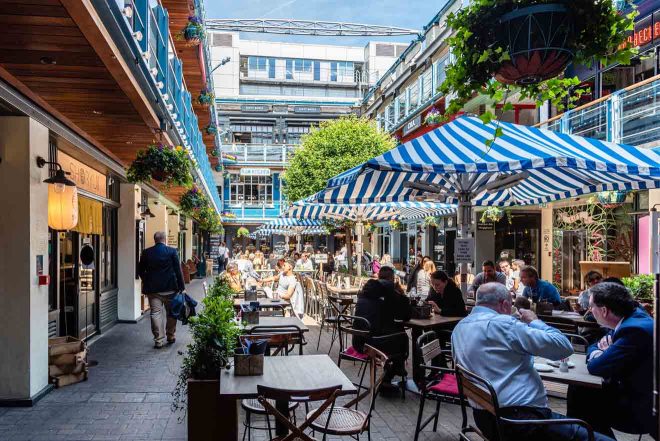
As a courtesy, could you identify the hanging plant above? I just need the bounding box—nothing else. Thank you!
[211,149,220,157]
[364,222,377,234]
[182,16,205,46]
[197,205,223,234]
[480,207,504,223]
[423,216,440,227]
[198,88,215,107]
[597,190,628,209]
[424,107,443,126]
[236,227,250,238]
[388,220,402,231]
[179,186,209,216]
[221,211,236,219]
[127,144,193,188]
[440,0,636,128]
[205,124,218,135]
[214,164,222,172]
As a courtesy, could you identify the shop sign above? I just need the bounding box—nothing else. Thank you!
[241,104,270,112]
[477,220,494,231]
[557,211,594,225]
[454,238,474,264]
[402,115,422,137]
[58,151,106,198]
[314,254,328,263]
[167,232,177,247]
[240,168,271,176]
[272,105,289,114]
[618,11,660,49]
[293,106,321,114]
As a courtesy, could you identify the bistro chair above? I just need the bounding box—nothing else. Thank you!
[336,315,372,395]
[243,325,306,356]
[455,364,595,441]
[414,331,464,441]
[257,383,343,441]
[323,294,354,354]
[308,344,390,441]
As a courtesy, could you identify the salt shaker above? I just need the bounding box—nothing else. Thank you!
[559,358,569,373]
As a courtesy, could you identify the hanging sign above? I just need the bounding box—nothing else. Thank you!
[240,168,271,176]
[402,115,422,136]
[454,238,475,264]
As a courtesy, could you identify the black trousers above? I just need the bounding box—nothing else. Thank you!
[366,333,408,381]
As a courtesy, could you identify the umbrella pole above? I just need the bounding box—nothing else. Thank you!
[356,221,363,278]
[457,195,472,299]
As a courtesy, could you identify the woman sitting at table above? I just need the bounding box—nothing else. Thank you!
[415,260,436,298]
[221,263,243,293]
[427,270,467,317]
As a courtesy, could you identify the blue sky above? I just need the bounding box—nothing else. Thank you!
[204,0,448,46]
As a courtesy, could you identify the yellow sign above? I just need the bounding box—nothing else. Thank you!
[59,151,106,198]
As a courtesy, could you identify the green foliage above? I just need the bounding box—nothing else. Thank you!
[423,216,439,227]
[622,274,655,303]
[440,0,637,126]
[127,144,193,188]
[179,186,208,216]
[196,205,224,234]
[198,89,215,106]
[283,115,396,202]
[236,227,250,238]
[172,277,239,415]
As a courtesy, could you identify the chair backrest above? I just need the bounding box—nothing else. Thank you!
[257,384,342,441]
[538,315,579,335]
[241,325,304,355]
[345,344,390,424]
[562,333,590,353]
[337,314,370,351]
[455,364,502,440]
[328,294,354,317]
[417,331,444,366]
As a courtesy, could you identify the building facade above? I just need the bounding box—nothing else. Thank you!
[209,32,405,250]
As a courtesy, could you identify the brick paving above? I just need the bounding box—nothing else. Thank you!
[0,278,650,440]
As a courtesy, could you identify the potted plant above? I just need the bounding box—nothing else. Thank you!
[127,143,193,188]
[205,124,218,136]
[183,16,205,46]
[480,207,504,223]
[197,206,224,234]
[622,274,654,315]
[388,220,402,231]
[198,88,215,107]
[236,226,250,251]
[172,277,239,438]
[214,164,222,172]
[211,149,220,157]
[597,190,628,209]
[424,107,443,126]
[179,186,209,216]
[423,216,439,228]
[440,0,636,126]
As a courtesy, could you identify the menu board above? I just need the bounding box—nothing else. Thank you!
[209,234,222,272]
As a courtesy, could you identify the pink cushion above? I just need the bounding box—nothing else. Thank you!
[343,346,368,360]
[429,373,459,396]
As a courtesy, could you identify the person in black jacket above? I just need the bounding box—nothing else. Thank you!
[353,266,411,384]
[427,270,467,317]
[139,231,186,348]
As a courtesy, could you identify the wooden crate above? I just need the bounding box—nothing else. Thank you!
[50,348,86,366]
[48,336,84,357]
[48,336,89,388]
[52,370,88,388]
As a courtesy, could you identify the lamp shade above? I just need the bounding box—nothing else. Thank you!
[48,182,78,231]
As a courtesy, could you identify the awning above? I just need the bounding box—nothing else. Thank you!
[285,200,455,222]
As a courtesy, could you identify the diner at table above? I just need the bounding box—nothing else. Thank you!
[469,260,507,295]
[520,265,563,307]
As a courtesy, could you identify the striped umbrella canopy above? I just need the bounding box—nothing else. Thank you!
[285,200,456,222]
[261,218,323,228]
[254,227,327,237]
[312,116,660,207]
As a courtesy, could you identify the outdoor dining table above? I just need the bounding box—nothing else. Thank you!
[233,298,291,314]
[217,354,357,440]
[398,315,463,384]
[544,310,601,329]
[241,315,309,333]
[535,353,603,388]
[326,285,361,297]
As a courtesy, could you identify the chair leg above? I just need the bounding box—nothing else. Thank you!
[433,400,441,432]
[242,411,250,441]
[414,394,426,441]
[316,319,324,351]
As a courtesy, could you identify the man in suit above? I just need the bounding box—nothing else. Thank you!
[578,282,655,439]
[139,231,186,349]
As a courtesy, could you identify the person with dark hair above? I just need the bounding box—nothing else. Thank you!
[353,266,411,386]
[427,270,467,317]
[577,270,603,312]
[469,260,507,295]
[600,276,624,286]
[572,282,656,439]
[520,266,562,307]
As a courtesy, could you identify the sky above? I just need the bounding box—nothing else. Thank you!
[204,0,448,46]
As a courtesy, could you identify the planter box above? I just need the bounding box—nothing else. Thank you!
[188,379,229,441]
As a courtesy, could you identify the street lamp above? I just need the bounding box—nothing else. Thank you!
[36,156,78,231]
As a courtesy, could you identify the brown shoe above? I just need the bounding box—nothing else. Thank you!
[167,338,176,345]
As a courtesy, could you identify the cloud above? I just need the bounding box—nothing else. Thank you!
[263,0,298,17]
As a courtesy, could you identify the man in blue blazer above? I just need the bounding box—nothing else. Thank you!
[139,231,186,348]
[582,282,656,439]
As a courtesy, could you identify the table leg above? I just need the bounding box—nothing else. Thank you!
[275,399,289,437]
[411,327,423,384]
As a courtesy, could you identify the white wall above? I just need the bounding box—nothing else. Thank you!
[0,117,50,401]
[117,184,141,321]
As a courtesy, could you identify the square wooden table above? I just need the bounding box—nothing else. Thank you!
[218,355,357,440]
[241,316,309,333]
[535,354,603,388]
[326,285,361,297]
[234,298,290,309]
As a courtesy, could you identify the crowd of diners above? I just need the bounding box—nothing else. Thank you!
[219,242,655,440]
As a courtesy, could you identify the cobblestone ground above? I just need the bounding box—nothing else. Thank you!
[0,278,650,440]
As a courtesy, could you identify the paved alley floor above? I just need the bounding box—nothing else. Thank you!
[0,278,651,440]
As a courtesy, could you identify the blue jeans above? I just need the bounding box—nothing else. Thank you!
[473,406,616,441]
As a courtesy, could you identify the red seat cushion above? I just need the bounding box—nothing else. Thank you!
[429,373,459,396]
[343,346,368,360]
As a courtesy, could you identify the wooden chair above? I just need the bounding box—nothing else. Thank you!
[257,384,343,441]
[243,325,306,356]
[308,345,389,440]
[414,331,464,441]
[455,364,595,441]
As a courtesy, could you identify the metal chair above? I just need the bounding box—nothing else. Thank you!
[308,344,390,441]
[455,364,595,441]
[323,294,354,354]
[258,384,342,441]
[538,314,579,335]
[336,315,372,396]
[414,331,464,441]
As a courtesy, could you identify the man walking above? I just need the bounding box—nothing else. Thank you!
[139,231,186,349]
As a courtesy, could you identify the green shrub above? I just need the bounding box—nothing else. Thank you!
[622,274,655,303]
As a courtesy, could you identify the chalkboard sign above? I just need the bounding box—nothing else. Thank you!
[209,234,222,272]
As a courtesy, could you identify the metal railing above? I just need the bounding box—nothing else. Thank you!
[222,144,298,164]
[539,74,660,148]
[222,202,286,221]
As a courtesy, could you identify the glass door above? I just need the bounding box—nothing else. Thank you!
[59,232,77,337]
[78,234,99,340]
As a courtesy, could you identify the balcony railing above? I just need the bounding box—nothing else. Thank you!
[222,144,298,164]
[222,202,286,221]
[114,1,222,211]
[539,74,660,148]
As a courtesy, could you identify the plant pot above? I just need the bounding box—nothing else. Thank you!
[151,170,170,182]
[184,25,202,46]
[234,352,264,376]
[188,379,223,440]
[495,4,573,85]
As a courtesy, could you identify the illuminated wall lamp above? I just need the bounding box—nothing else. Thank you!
[166,104,174,111]
[36,156,78,231]
[151,67,159,76]
[156,81,164,89]
[142,51,151,61]
[122,6,133,17]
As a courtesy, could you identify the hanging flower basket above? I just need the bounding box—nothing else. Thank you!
[424,108,444,126]
[205,124,218,136]
[423,216,439,227]
[127,144,193,188]
[214,164,222,172]
[236,227,250,238]
[183,16,204,46]
[196,205,223,234]
[211,149,220,157]
[597,191,628,209]
[179,186,209,216]
[480,207,504,223]
[388,220,402,231]
[198,89,214,107]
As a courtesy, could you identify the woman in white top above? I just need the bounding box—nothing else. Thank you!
[276,261,304,318]
[380,253,394,268]
[416,260,436,298]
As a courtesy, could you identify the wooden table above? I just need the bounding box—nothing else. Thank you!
[399,315,463,383]
[326,285,361,296]
[233,298,290,309]
[544,310,601,329]
[217,355,357,439]
[535,354,603,388]
[242,316,309,333]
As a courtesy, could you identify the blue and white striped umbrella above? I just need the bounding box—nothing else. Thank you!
[285,200,455,221]
[313,116,660,207]
[261,218,323,228]
[254,226,326,237]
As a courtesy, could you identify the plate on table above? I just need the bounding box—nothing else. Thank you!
[546,360,575,368]
[533,363,554,372]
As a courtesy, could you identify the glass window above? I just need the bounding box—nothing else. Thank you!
[421,69,433,101]
[397,96,406,121]
[434,56,448,91]
[330,62,337,81]
[294,59,312,72]
[100,206,117,291]
[386,104,395,128]
[409,82,419,112]
[286,59,293,79]
[248,56,268,71]
[229,175,273,206]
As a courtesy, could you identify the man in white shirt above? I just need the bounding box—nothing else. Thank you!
[452,283,614,441]
[296,253,314,272]
[276,261,304,318]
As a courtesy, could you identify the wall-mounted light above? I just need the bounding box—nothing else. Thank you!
[137,203,155,218]
[36,156,78,231]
